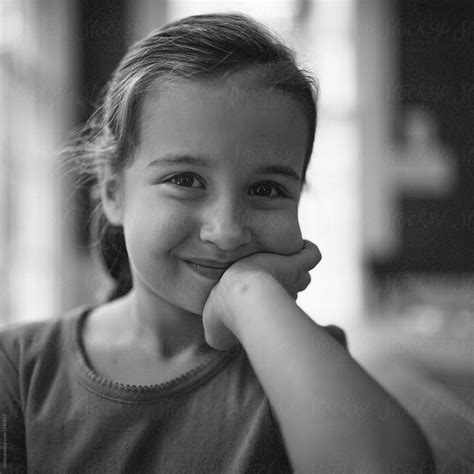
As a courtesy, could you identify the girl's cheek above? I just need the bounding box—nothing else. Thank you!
[255,211,302,254]
[126,202,195,249]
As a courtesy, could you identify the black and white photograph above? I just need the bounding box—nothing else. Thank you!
[0,0,473,472]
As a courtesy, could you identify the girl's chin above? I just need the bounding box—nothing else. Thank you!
[172,285,214,316]
[175,299,207,317]
[141,268,219,314]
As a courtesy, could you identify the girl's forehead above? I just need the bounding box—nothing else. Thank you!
[136,76,308,173]
[142,75,305,122]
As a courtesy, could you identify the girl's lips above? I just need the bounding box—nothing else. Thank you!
[183,260,229,280]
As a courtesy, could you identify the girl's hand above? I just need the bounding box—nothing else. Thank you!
[202,240,321,350]
[230,239,321,300]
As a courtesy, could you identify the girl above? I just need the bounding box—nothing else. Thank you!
[0,13,434,473]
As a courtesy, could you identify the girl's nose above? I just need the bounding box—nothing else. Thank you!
[199,200,252,251]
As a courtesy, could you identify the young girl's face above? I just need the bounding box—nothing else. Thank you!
[106,74,309,314]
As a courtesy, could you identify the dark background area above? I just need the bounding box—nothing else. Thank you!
[74,0,128,249]
[372,0,474,277]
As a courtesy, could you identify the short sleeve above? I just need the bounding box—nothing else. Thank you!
[0,336,27,473]
[323,324,348,350]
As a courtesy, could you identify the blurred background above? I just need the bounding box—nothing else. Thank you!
[1,0,473,470]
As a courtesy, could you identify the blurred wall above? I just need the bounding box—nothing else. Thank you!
[365,0,474,316]
[0,1,78,324]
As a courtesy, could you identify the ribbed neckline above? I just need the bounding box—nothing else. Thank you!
[68,304,242,403]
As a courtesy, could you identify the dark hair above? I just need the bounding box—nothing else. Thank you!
[63,12,319,303]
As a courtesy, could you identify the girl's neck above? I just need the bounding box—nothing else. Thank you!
[101,289,211,362]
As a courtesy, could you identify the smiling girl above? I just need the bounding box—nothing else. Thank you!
[0,13,434,473]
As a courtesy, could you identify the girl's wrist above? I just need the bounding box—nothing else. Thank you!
[217,266,286,336]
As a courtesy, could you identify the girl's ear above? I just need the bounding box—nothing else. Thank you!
[99,166,124,226]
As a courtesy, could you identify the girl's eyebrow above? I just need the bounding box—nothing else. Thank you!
[145,154,210,169]
[255,165,301,182]
[145,154,301,182]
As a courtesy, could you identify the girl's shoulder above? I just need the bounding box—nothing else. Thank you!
[0,305,90,368]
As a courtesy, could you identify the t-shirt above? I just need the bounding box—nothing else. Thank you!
[0,305,347,473]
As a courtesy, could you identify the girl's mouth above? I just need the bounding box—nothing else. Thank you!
[183,260,229,280]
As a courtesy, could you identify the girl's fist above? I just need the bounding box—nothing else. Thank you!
[226,239,321,299]
[202,240,321,350]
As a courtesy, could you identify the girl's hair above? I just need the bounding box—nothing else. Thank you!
[63,12,319,303]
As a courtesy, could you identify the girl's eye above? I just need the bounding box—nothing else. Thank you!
[167,173,204,189]
[249,181,287,198]
[165,175,287,198]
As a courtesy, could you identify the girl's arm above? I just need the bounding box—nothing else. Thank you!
[210,271,435,473]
